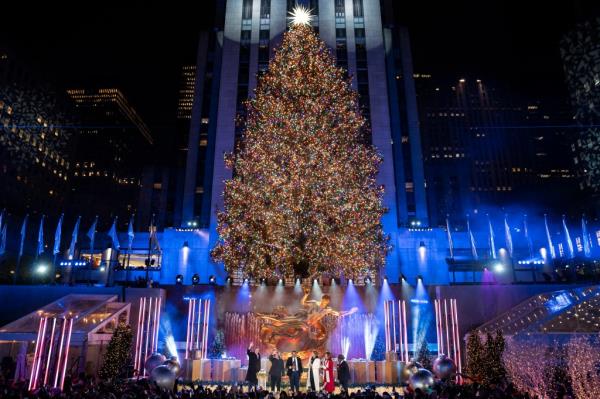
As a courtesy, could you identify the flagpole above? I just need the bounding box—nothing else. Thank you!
[36,215,44,262]
[126,214,135,284]
[146,214,155,286]
[14,257,21,285]
[15,214,28,285]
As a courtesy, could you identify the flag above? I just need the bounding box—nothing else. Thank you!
[544,214,556,259]
[18,215,28,258]
[467,216,478,260]
[582,215,591,257]
[562,215,574,258]
[53,214,63,256]
[149,216,160,251]
[504,215,513,257]
[487,214,496,259]
[108,217,120,250]
[0,223,6,256]
[68,216,81,259]
[128,216,135,251]
[87,216,98,256]
[445,216,454,258]
[37,215,45,256]
[523,214,534,258]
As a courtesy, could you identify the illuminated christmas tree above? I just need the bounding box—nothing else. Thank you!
[211,10,389,279]
[99,323,133,380]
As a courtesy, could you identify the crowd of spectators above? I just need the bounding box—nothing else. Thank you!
[0,375,548,399]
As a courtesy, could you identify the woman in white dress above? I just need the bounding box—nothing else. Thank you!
[306,350,321,391]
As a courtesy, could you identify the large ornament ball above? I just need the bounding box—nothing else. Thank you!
[150,365,176,389]
[145,352,167,374]
[400,361,423,382]
[409,368,435,391]
[163,359,181,376]
[433,354,456,379]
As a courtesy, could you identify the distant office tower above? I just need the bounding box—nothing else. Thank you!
[66,88,153,222]
[177,65,197,120]
[0,49,72,215]
[561,17,600,197]
[182,0,427,240]
[416,76,578,225]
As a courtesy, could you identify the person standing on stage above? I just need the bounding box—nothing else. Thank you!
[322,352,335,393]
[245,342,261,391]
[336,354,350,393]
[306,350,321,391]
[286,350,303,393]
[268,350,284,392]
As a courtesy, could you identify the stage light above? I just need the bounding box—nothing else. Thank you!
[226,276,232,284]
[99,266,106,272]
[364,277,371,285]
[348,278,353,285]
[209,275,216,285]
[35,264,48,275]
[417,275,423,282]
[493,263,505,273]
[419,241,426,249]
[261,278,266,285]
[313,278,318,284]
[243,277,249,284]
[278,278,283,285]
[176,274,184,285]
[192,274,200,285]
[401,274,407,282]
[182,241,189,248]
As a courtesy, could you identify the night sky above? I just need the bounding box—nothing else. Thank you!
[1,0,598,139]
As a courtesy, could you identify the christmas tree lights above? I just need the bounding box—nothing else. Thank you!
[211,24,389,279]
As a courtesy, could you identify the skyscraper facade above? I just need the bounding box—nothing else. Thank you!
[561,17,600,202]
[181,1,427,280]
[66,88,153,222]
[0,49,73,216]
[416,76,578,226]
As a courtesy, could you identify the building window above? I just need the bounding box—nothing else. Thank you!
[353,0,364,17]
[260,0,270,18]
[242,0,253,20]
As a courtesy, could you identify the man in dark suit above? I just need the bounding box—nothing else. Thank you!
[286,350,303,393]
[268,350,284,392]
[337,354,350,392]
[245,342,261,391]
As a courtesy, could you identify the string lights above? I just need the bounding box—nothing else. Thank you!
[211,23,389,279]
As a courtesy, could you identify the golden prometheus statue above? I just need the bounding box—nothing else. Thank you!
[255,287,358,358]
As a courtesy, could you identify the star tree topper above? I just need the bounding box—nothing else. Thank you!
[289,5,314,26]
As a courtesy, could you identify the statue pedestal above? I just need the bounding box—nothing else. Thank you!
[212,359,242,383]
[349,360,375,384]
[376,360,399,384]
[187,359,211,381]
